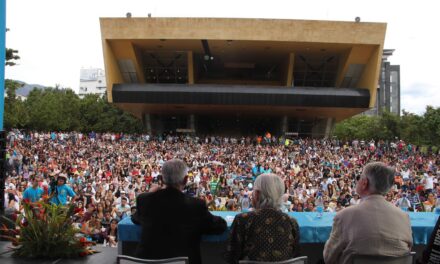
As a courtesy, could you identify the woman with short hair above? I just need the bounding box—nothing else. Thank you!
[225,173,300,263]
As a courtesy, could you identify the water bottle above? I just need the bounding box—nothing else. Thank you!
[435,196,440,214]
[315,192,324,218]
[241,194,250,212]
[399,194,410,212]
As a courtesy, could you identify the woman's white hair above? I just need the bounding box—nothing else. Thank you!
[162,159,188,187]
[253,173,285,209]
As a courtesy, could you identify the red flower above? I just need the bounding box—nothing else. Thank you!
[11,213,18,221]
[79,251,88,257]
[79,237,87,243]
[22,198,30,204]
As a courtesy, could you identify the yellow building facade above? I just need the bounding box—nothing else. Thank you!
[100,17,386,136]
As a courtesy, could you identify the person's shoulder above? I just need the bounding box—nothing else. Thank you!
[384,201,409,217]
[233,211,256,223]
[334,204,359,219]
[281,211,297,223]
[136,191,154,201]
[184,195,207,208]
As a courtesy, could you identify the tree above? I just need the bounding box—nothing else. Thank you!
[376,111,401,140]
[333,115,379,140]
[400,110,425,146]
[4,79,27,129]
[15,88,143,133]
[5,48,20,66]
[423,106,440,146]
[25,88,82,131]
[333,106,440,148]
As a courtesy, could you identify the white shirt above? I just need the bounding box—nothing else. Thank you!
[424,175,434,190]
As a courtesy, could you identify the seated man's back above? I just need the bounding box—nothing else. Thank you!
[133,188,226,263]
[324,162,413,264]
[132,159,227,264]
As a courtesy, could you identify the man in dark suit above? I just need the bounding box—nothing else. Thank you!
[132,159,227,264]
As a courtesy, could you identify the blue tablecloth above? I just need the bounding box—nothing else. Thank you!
[118,212,438,245]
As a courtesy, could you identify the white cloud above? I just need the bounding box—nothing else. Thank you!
[401,83,439,115]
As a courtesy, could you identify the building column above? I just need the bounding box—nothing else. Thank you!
[384,62,391,112]
[189,114,196,132]
[281,116,289,135]
[187,51,194,84]
[142,114,152,135]
[286,53,295,87]
[324,118,335,138]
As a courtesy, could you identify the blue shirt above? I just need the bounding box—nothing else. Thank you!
[23,187,44,203]
[49,184,76,205]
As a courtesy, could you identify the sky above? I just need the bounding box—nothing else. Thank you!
[4,0,440,115]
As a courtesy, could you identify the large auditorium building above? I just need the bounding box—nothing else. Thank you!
[100,17,386,137]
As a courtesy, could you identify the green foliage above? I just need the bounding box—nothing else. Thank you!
[333,115,379,140]
[400,110,425,146]
[423,106,440,146]
[5,48,20,66]
[4,80,27,129]
[375,111,401,140]
[333,106,440,148]
[4,83,143,133]
[1,201,96,258]
[26,88,82,131]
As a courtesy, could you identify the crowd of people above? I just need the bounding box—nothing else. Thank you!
[3,130,440,246]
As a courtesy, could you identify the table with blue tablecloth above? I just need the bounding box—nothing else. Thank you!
[118,212,438,263]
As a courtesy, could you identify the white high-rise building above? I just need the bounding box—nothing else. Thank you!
[78,68,107,98]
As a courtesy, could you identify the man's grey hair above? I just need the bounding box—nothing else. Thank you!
[363,162,395,195]
[253,173,285,209]
[162,159,188,187]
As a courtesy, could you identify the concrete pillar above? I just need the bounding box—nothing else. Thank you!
[187,51,194,84]
[286,53,295,87]
[189,114,196,132]
[384,62,391,112]
[311,118,334,138]
[142,114,152,135]
[281,116,289,135]
[324,118,335,138]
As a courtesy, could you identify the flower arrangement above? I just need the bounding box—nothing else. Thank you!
[1,199,98,258]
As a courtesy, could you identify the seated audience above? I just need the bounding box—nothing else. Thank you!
[104,218,118,247]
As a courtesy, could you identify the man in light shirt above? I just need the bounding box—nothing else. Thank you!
[423,171,435,193]
[324,162,412,264]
